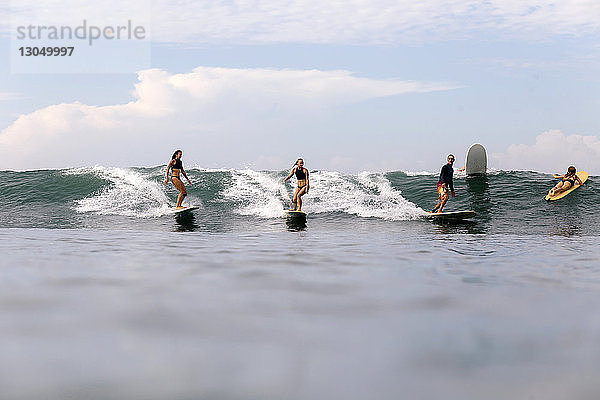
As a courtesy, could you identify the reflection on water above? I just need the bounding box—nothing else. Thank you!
[286,214,307,231]
[172,209,250,233]
[174,211,198,232]
[465,175,491,219]
[458,174,491,234]
[432,219,481,234]
[545,191,586,237]
[549,212,582,237]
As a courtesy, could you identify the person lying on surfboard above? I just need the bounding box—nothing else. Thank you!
[164,150,192,209]
[430,154,455,213]
[283,158,309,212]
[548,166,583,197]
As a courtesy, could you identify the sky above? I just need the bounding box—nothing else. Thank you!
[1,0,599,173]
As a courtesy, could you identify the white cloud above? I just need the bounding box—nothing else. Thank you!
[493,130,600,173]
[0,66,457,170]
[5,0,600,45]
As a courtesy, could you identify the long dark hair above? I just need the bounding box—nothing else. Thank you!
[293,158,304,168]
[567,166,576,175]
[172,150,182,160]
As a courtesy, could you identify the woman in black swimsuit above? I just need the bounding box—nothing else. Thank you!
[549,166,583,197]
[283,158,310,211]
[164,150,192,209]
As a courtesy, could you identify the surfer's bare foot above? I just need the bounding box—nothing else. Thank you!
[176,206,185,209]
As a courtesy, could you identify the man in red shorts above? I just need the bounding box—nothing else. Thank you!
[431,154,455,213]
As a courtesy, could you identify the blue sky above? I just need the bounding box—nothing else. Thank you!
[1,1,599,172]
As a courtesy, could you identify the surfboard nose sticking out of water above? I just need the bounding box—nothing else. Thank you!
[465,143,487,176]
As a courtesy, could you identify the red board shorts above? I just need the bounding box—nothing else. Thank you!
[437,182,448,200]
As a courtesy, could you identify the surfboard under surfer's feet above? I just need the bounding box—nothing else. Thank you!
[172,206,200,214]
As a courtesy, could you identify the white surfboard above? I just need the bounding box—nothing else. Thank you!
[425,210,476,220]
[172,206,200,214]
[465,143,487,175]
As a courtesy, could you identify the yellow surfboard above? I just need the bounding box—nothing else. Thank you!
[545,171,588,201]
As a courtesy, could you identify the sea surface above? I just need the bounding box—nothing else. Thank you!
[1,167,599,399]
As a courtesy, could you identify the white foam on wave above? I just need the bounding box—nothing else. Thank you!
[222,169,288,218]
[454,169,466,178]
[65,166,429,220]
[309,171,425,220]
[68,166,176,217]
[222,168,425,220]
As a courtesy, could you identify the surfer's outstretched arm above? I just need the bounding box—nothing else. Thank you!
[181,167,192,185]
[283,168,296,183]
[305,169,310,193]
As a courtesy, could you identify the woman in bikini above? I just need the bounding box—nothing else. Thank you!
[164,150,192,209]
[549,166,583,197]
[283,158,310,211]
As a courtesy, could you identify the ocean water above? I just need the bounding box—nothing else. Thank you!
[1,167,599,399]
